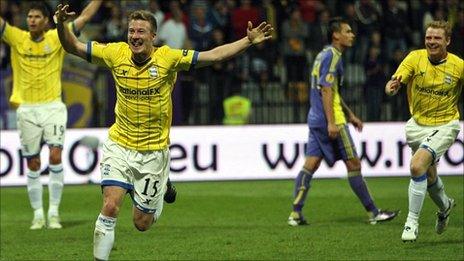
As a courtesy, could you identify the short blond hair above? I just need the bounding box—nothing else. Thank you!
[128,10,157,33]
[426,20,451,39]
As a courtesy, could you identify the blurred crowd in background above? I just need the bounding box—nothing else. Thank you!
[1,0,463,128]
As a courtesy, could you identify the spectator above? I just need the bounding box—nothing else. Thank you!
[354,0,381,63]
[382,0,409,60]
[231,0,260,39]
[223,86,252,125]
[282,8,309,99]
[387,48,409,121]
[188,2,213,51]
[308,8,330,55]
[207,0,232,39]
[299,0,324,24]
[103,4,125,42]
[450,8,464,56]
[248,41,276,100]
[149,0,164,27]
[343,2,360,63]
[206,29,235,124]
[363,46,386,121]
[164,0,189,27]
[157,7,187,48]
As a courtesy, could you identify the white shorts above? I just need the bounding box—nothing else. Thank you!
[16,101,67,157]
[100,139,170,214]
[405,118,461,163]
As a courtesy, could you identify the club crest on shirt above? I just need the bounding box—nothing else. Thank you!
[149,66,158,78]
[44,44,51,53]
[325,73,335,83]
[444,75,452,84]
[182,49,188,56]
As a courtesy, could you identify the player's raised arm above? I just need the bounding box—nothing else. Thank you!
[195,21,273,68]
[72,0,102,31]
[55,4,87,60]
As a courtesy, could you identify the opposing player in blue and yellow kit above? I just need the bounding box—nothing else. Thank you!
[55,5,273,260]
[288,17,398,226]
[0,1,101,230]
[386,21,463,242]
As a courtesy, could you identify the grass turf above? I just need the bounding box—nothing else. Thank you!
[1,176,463,260]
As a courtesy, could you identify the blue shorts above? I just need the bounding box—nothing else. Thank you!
[306,124,358,166]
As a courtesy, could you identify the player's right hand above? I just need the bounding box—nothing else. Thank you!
[55,4,76,23]
[386,75,402,96]
[327,123,339,140]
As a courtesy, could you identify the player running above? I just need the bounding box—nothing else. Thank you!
[55,4,273,260]
[386,20,463,242]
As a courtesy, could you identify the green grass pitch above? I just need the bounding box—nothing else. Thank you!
[1,176,463,260]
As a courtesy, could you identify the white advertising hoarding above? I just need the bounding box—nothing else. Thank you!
[0,123,463,186]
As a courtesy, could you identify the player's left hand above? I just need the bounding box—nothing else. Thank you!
[247,21,273,44]
[350,115,363,132]
[55,4,76,23]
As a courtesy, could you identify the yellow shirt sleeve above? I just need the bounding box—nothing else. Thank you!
[393,51,417,85]
[88,41,124,68]
[1,22,28,47]
[162,46,198,72]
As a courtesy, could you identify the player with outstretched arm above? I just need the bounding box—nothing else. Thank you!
[54,4,273,260]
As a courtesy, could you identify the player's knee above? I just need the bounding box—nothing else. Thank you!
[49,150,62,165]
[410,161,426,177]
[304,157,321,172]
[102,201,120,217]
[133,215,153,232]
[27,157,41,171]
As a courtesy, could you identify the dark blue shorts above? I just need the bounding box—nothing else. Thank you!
[306,124,358,166]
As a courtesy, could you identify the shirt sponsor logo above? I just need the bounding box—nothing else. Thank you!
[119,85,161,100]
[416,85,449,97]
[119,86,160,96]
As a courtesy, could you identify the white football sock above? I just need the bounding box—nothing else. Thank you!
[94,214,117,260]
[48,164,64,217]
[406,174,427,224]
[33,208,45,220]
[27,170,43,217]
[427,176,449,212]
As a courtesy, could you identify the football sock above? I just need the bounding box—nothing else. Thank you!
[34,208,45,220]
[27,170,43,217]
[406,174,427,224]
[427,176,449,212]
[348,171,378,215]
[94,214,116,261]
[48,164,64,217]
[292,168,314,212]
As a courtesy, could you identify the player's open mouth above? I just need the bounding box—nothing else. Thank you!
[131,40,143,48]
